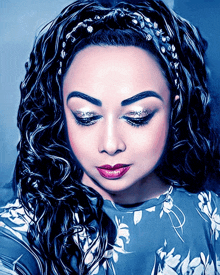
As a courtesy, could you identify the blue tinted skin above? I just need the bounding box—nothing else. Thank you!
[63,46,171,205]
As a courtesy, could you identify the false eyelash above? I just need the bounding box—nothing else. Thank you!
[72,112,102,126]
[122,111,155,127]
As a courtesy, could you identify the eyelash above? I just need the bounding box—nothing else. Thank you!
[72,113,102,126]
[121,111,155,128]
[72,111,156,127]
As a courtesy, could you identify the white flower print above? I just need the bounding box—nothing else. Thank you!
[90,263,100,275]
[0,260,18,275]
[178,253,214,275]
[90,216,131,275]
[160,193,185,242]
[72,227,111,275]
[0,255,23,275]
[133,205,156,225]
[186,252,215,275]
[177,252,191,274]
[146,206,156,212]
[112,216,131,263]
[134,210,142,225]
[217,256,220,273]
[151,241,181,275]
[152,242,216,275]
[160,196,174,216]
[0,199,32,242]
[84,215,131,274]
[198,192,220,240]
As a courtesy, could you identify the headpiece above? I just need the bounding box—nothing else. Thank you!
[58,8,180,88]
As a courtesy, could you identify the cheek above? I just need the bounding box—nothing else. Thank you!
[151,122,169,155]
[66,122,96,161]
[66,122,83,156]
[131,115,169,158]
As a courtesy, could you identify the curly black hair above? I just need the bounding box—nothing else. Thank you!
[15,0,220,274]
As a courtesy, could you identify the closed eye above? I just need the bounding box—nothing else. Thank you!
[121,111,156,127]
[72,112,102,126]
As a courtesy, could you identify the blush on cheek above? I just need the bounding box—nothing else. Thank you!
[68,139,86,167]
[67,128,80,155]
[68,131,94,161]
[69,140,78,153]
[151,123,168,155]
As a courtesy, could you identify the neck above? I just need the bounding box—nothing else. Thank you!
[82,172,170,205]
[109,173,169,205]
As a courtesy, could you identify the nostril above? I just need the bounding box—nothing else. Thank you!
[99,148,123,156]
[115,149,124,155]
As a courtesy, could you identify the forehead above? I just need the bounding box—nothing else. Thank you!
[63,45,170,104]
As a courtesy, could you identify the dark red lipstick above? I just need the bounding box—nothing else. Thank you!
[96,164,131,179]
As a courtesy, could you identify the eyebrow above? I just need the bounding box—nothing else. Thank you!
[67,91,102,106]
[67,90,163,107]
[121,91,163,106]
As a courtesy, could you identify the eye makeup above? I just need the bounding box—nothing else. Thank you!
[72,111,102,126]
[121,109,157,127]
[71,108,157,127]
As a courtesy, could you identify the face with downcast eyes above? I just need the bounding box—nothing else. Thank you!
[63,46,171,204]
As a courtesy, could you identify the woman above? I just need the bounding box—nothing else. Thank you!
[0,0,220,274]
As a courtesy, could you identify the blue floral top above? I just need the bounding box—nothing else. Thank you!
[0,187,220,274]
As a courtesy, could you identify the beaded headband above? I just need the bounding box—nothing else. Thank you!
[58,8,180,88]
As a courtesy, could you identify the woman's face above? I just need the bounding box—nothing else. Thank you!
[63,46,171,203]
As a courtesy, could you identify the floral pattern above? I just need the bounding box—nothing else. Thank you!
[151,241,219,275]
[0,188,220,275]
[160,190,185,242]
[0,199,31,241]
[198,191,220,241]
[0,199,42,274]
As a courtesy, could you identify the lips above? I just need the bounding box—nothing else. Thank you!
[96,164,131,179]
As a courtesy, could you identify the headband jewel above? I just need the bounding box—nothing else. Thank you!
[58,9,180,88]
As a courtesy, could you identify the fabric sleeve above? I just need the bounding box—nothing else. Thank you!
[212,191,220,272]
[197,190,220,272]
[0,227,42,275]
[0,199,43,275]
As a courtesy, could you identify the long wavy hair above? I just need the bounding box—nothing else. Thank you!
[15,0,219,274]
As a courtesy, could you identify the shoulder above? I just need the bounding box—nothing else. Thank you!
[173,187,220,208]
[171,187,220,214]
[0,199,43,275]
[171,187,220,237]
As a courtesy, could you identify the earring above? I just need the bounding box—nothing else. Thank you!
[174,95,180,101]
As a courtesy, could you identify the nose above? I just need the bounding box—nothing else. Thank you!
[98,117,126,156]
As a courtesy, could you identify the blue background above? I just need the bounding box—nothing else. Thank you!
[0,0,219,193]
